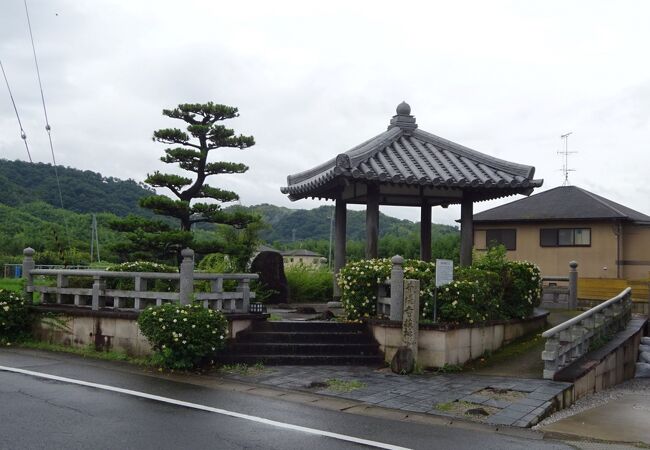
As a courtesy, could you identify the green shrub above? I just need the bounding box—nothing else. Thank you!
[107,261,177,291]
[501,260,542,318]
[339,245,541,324]
[285,264,333,303]
[138,303,228,369]
[338,259,435,320]
[0,289,32,344]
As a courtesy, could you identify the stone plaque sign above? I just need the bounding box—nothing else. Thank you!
[435,259,453,287]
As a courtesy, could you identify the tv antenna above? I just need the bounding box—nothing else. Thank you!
[558,132,577,186]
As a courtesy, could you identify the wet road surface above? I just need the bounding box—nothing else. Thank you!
[0,349,574,450]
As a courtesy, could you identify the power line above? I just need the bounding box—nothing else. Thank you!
[0,58,32,162]
[24,0,71,248]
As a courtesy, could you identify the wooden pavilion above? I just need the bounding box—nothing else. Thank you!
[281,102,543,288]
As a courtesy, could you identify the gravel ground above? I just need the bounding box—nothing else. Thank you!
[534,377,650,429]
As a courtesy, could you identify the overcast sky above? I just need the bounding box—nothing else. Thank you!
[1,0,649,225]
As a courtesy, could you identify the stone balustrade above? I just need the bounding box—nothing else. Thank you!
[541,287,632,379]
[22,247,257,313]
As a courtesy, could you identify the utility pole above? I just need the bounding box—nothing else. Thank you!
[559,132,577,186]
[90,214,100,263]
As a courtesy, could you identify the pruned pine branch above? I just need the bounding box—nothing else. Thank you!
[152,128,200,149]
[161,147,200,163]
[145,172,192,197]
[190,204,256,229]
[108,215,172,233]
[206,125,255,149]
[204,161,248,175]
[197,185,239,202]
[163,102,239,124]
[139,195,190,220]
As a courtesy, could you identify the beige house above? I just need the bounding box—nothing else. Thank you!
[473,186,650,279]
[281,249,325,268]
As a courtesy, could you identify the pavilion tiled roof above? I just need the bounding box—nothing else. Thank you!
[473,186,650,224]
[281,102,543,204]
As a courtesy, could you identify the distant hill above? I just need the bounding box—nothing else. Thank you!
[0,160,458,259]
[0,159,154,216]
[231,204,459,244]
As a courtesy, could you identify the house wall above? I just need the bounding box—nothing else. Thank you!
[621,224,650,279]
[282,255,323,268]
[474,221,621,279]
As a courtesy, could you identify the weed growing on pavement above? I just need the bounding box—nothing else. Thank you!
[325,378,366,392]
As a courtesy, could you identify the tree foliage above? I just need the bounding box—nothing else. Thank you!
[110,102,259,260]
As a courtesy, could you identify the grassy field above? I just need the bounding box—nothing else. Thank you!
[0,278,22,292]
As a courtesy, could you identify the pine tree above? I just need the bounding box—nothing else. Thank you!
[110,102,258,261]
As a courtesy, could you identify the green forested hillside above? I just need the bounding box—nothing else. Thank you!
[0,159,154,216]
[0,201,126,263]
[0,159,460,263]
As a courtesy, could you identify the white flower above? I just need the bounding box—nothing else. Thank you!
[173,319,177,323]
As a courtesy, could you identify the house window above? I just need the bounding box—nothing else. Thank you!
[540,228,591,247]
[485,229,516,250]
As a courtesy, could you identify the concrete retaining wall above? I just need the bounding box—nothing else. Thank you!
[31,306,266,357]
[369,311,548,368]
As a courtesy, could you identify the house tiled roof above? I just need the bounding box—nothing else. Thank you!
[473,186,650,223]
[281,102,543,204]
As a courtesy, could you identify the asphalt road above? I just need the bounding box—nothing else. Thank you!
[0,349,574,450]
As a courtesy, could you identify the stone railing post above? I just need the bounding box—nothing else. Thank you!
[22,247,35,303]
[238,278,251,313]
[91,275,105,310]
[179,248,194,305]
[390,255,404,321]
[568,260,578,309]
[134,276,147,310]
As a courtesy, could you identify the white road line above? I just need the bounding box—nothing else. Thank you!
[0,365,411,450]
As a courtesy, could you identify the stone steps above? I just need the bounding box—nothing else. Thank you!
[220,320,384,366]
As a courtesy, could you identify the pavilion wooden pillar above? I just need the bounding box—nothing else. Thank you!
[460,197,474,266]
[420,201,432,261]
[333,196,347,298]
[366,184,380,259]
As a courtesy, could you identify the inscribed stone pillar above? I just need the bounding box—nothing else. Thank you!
[420,202,431,262]
[366,184,379,259]
[333,197,347,298]
[402,279,420,360]
[460,197,473,266]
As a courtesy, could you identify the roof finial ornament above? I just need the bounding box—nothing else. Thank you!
[396,101,411,115]
[388,101,417,131]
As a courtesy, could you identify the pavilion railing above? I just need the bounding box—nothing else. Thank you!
[21,248,257,314]
[541,287,632,379]
[376,255,405,321]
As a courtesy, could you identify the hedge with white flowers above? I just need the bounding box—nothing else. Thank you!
[338,246,541,324]
[138,303,228,369]
[0,289,32,344]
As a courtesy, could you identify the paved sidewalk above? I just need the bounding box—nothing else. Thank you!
[219,365,571,428]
